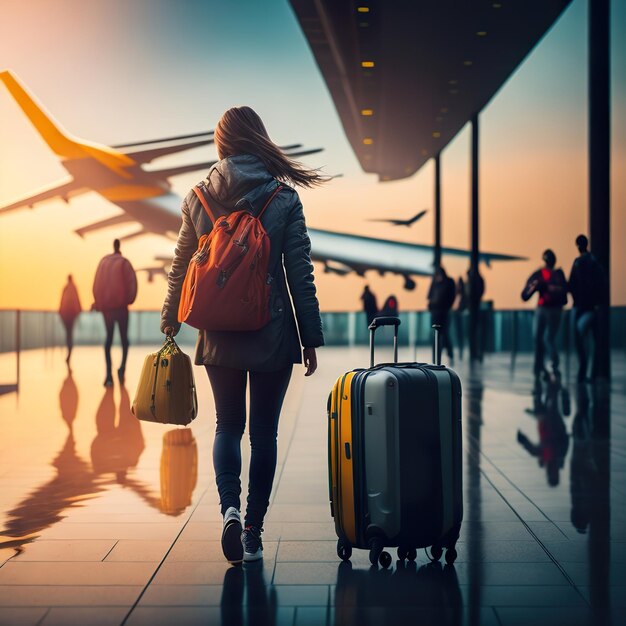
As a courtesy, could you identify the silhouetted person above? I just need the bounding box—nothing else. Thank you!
[58,274,82,366]
[428,266,456,362]
[521,249,567,380]
[455,276,467,359]
[381,294,399,317]
[568,234,606,382]
[517,379,569,487]
[360,285,379,326]
[466,267,485,361]
[92,239,137,386]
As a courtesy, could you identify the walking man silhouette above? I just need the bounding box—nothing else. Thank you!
[360,285,379,327]
[92,239,137,386]
[58,274,82,366]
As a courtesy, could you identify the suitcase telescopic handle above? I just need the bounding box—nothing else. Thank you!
[368,316,401,367]
[432,324,442,366]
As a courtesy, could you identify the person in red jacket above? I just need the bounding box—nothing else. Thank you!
[521,249,567,380]
[58,274,82,366]
[92,239,137,386]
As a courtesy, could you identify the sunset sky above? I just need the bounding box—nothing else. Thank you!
[0,0,624,312]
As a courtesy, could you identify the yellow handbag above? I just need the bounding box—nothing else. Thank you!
[132,336,198,425]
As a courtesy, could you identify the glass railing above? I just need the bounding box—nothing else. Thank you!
[1,307,625,354]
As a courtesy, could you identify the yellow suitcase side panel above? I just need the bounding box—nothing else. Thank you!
[337,371,357,545]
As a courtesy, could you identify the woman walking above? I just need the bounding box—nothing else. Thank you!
[161,107,325,565]
[59,274,82,366]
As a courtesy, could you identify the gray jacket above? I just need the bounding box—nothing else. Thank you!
[160,154,324,371]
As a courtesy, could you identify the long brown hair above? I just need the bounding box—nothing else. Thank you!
[214,106,327,188]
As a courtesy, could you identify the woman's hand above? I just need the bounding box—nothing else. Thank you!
[303,347,317,376]
[164,326,177,337]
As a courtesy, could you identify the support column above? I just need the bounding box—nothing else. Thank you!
[434,152,442,269]
[469,114,480,362]
[589,0,611,379]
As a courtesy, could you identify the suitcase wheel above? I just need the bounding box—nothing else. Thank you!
[430,545,443,562]
[368,537,392,569]
[378,551,392,569]
[445,547,458,565]
[336,539,352,561]
[397,547,417,561]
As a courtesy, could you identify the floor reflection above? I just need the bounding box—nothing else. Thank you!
[0,371,106,553]
[517,378,570,487]
[221,562,277,626]
[0,372,199,555]
[334,560,462,624]
[91,386,145,480]
[584,382,611,620]
[465,367,483,626]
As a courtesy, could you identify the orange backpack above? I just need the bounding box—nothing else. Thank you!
[178,182,283,332]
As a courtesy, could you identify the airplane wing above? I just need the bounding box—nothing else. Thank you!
[111,131,213,149]
[74,213,135,238]
[147,228,525,291]
[0,180,84,215]
[308,228,526,280]
[150,147,325,179]
[125,139,215,164]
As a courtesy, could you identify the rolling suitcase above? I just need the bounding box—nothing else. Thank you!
[328,316,463,567]
[132,335,198,426]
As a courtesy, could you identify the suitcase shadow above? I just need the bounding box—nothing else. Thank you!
[335,559,462,625]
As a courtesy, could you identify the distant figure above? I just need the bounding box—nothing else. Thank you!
[466,267,485,361]
[521,249,568,380]
[455,276,467,359]
[568,234,606,382]
[92,239,137,387]
[360,285,379,327]
[517,378,569,487]
[58,275,82,366]
[381,295,399,317]
[427,266,456,362]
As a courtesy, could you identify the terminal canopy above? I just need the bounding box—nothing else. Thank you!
[290,0,572,181]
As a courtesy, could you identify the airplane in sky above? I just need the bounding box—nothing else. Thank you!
[368,209,428,227]
[0,71,526,291]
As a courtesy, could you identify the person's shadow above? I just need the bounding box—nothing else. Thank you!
[220,561,277,626]
[59,368,78,431]
[334,560,462,625]
[91,389,199,516]
[0,373,104,555]
[91,386,145,481]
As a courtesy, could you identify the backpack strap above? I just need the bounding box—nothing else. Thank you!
[257,184,283,220]
[193,182,217,223]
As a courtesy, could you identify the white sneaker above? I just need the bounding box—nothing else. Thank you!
[242,525,264,562]
[221,507,243,564]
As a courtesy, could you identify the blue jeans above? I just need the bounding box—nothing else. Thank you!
[533,307,561,375]
[205,364,292,528]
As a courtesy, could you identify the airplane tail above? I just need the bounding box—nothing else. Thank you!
[0,70,82,159]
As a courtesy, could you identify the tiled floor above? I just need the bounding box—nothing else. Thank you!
[0,344,624,626]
